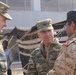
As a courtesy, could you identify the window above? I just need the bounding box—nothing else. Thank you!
[58,0,73,12]
[41,0,75,12]
[25,0,32,10]
[41,0,58,11]
[73,0,76,9]
[7,0,32,10]
[0,0,6,3]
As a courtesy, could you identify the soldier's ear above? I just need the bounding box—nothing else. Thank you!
[71,21,76,30]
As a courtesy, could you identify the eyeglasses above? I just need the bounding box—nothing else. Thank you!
[64,22,69,30]
[66,22,69,26]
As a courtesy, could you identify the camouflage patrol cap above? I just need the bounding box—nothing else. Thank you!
[36,19,53,32]
[0,1,12,20]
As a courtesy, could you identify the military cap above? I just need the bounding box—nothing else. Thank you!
[0,1,12,20]
[36,19,53,32]
[62,9,76,25]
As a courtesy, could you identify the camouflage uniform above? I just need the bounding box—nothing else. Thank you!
[0,42,7,75]
[27,38,61,75]
[47,32,76,75]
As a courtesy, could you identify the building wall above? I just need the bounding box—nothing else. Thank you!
[1,0,76,29]
[7,11,66,28]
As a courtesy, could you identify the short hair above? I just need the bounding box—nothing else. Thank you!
[67,10,76,25]
[3,40,8,46]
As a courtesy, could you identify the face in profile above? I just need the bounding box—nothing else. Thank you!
[0,15,7,33]
[65,22,76,37]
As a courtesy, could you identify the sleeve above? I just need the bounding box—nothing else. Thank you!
[0,43,7,75]
[9,50,14,64]
[47,42,76,75]
[27,55,38,75]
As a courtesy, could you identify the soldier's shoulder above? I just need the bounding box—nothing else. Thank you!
[56,43,62,48]
[52,43,62,51]
[63,38,76,47]
[68,38,76,46]
[31,48,41,56]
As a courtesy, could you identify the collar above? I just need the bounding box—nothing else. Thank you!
[40,38,60,51]
[63,32,76,47]
[68,32,76,40]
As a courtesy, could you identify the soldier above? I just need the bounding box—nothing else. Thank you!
[0,1,12,75]
[27,19,61,75]
[47,10,76,75]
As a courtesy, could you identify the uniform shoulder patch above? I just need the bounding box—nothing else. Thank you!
[68,38,76,45]
[64,38,76,47]
[62,43,69,47]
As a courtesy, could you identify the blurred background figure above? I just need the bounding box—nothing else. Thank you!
[2,40,14,75]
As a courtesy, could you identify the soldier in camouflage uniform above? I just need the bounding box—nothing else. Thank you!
[27,19,61,75]
[47,10,76,75]
[0,1,12,75]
